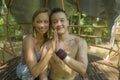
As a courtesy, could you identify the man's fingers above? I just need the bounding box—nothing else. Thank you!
[53,29,60,52]
[53,30,58,41]
[52,40,55,52]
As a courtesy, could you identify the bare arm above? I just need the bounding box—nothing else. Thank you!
[24,37,55,78]
[23,36,38,77]
[39,69,48,80]
[63,38,88,75]
[30,43,54,78]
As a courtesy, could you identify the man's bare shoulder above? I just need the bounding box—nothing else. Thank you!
[71,35,86,43]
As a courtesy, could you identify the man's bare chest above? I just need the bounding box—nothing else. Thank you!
[59,40,78,58]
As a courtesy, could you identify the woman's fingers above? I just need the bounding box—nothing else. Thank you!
[42,46,47,55]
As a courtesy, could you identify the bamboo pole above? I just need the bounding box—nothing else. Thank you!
[77,0,81,23]
[61,0,65,10]
[77,0,80,12]
[45,0,48,8]
[8,0,14,8]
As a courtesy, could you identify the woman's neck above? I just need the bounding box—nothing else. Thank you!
[35,32,45,44]
[35,33,45,51]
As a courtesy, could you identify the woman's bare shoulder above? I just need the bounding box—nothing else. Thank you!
[22,34,34,47]
[23,34,33,41]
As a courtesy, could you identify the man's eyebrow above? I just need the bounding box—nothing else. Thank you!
[52,19,57,21]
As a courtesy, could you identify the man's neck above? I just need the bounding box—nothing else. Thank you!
[58,32,70,41]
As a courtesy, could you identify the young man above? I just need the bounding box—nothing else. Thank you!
[42,8,88,80]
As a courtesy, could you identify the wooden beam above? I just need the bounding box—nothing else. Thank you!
[45,0,48,8]
[62,0,65,10]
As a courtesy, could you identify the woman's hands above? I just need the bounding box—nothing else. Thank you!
[42,29,60,56]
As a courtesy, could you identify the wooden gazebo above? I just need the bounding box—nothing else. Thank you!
[0,0,120,80]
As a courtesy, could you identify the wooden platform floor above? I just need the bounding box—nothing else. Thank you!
[0,54,119,80]
[86,54,119,80]
[0,56,20,80]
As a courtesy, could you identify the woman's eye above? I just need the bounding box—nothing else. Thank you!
[36,20,41,23]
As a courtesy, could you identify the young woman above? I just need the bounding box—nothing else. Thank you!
[16,8,55,80]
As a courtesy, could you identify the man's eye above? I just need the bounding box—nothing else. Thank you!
[44,21,49,24]
[61,19,64,22]
[53,21,57,24]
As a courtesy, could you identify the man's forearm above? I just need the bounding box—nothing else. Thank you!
[63,56,88,75]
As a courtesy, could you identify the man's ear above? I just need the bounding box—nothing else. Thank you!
[67,20,69,25]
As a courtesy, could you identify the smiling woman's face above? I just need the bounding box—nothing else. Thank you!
[33,12,49,34]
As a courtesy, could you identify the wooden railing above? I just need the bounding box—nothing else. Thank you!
[0,24,110,64]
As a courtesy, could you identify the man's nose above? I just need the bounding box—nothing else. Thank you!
[57,21,62,26]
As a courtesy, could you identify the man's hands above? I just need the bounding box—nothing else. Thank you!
[53,29,60,52]
[52,30,67,60]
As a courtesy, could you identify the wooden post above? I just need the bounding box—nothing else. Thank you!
[2,51,5,64]
[61,0,65,10]
[45,0,48,8]
[77,0,80,12]
[8,0,14,8]
[1,0,16,57]
[77,0,81,25]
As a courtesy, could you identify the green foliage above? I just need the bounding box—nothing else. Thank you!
[101,28,108,37]
[0,18,4,24]
[0,14,23,41]
[0,11,109,43]
[0,18,6,37]
[70,12,108,44]
[82,27,94,35]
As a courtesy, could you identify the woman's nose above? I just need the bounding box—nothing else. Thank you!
[39,23,45,27]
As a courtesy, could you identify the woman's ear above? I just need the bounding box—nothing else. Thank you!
[32,22,36,30]
[67,20,69,25]
[32,22,35,27]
